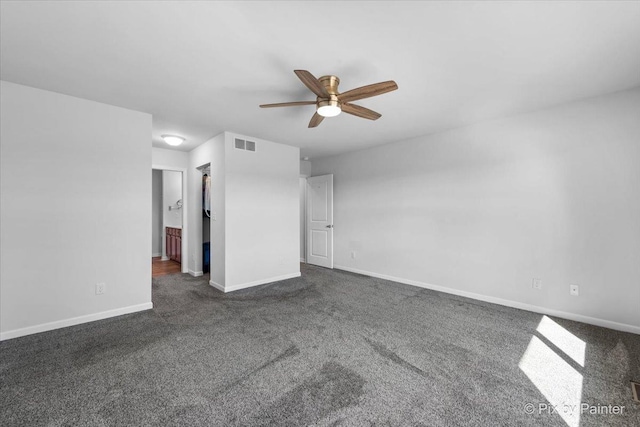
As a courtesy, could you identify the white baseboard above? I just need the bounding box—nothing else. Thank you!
[300,258,306,263]
[208,280,224,292]
[334,265,640,335]
[161,256,169,261]
[210,272,301,293]
[152,252,161,257]
[189,270,203,277]
[0,302,153,341]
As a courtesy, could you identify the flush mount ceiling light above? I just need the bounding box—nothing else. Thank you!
[162,135,185,146]
[260,70,398,128]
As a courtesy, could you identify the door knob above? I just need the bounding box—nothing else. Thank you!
[326,225,333,228]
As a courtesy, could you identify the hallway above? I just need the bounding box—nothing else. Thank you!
[151,256,181,278]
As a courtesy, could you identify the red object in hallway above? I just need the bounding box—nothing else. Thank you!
[166,227,181,263]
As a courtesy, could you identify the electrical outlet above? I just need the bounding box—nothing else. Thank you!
[532,278,542,290]
[351,251,356,259]
[96,282,106,295]
[570,284,579,296]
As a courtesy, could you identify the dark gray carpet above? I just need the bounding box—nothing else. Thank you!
[1,264,639,426]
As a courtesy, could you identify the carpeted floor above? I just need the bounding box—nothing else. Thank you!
[1,264,639,426]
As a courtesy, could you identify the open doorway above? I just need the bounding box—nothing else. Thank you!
[300,160,311,266]
[299,177,307,263]
[201,164,211,279]
[151,168,187,278]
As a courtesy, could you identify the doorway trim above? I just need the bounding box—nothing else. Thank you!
[299,176,307,263]
[152,164,188,274]
[300,164,311,264]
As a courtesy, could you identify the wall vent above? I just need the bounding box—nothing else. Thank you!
[234,138,256,152]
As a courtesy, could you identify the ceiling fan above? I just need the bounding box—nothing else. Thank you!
[260,70,398,128]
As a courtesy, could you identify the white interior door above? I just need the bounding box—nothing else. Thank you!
[306,174,333,268]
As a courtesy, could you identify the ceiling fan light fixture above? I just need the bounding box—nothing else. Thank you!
[162,135,185,146]
[259,70,398,127]
[317,98,342,117]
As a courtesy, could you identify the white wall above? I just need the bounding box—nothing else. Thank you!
[187,132,299,291]
[152,147,189,169]
[300,160,311,177]
[162,170,182,228]
[222,132,300,291]
[0,81,152,339]
[151,170,162,256]
[312,88,640,333]
[210,137,225,283]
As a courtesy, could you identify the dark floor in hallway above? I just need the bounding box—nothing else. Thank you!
[152,256,181,278]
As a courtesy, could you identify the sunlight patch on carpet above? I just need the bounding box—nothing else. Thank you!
[519,316,586,427]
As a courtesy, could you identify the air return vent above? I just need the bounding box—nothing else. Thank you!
[234,138,256,152]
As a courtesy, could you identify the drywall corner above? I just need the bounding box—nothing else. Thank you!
[187,133,226,287]
[223,131,300,290]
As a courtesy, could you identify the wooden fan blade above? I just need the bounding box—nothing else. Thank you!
[294,70,330,98]
[338,80,398,103]
[260,101,316,108]
[308,112,324,128]
[341,103,382,120]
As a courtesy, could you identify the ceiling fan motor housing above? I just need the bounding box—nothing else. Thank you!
[318,75,340,96]
[317,75,342,115]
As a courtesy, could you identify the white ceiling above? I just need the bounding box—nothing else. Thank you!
[2,1,640,159]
